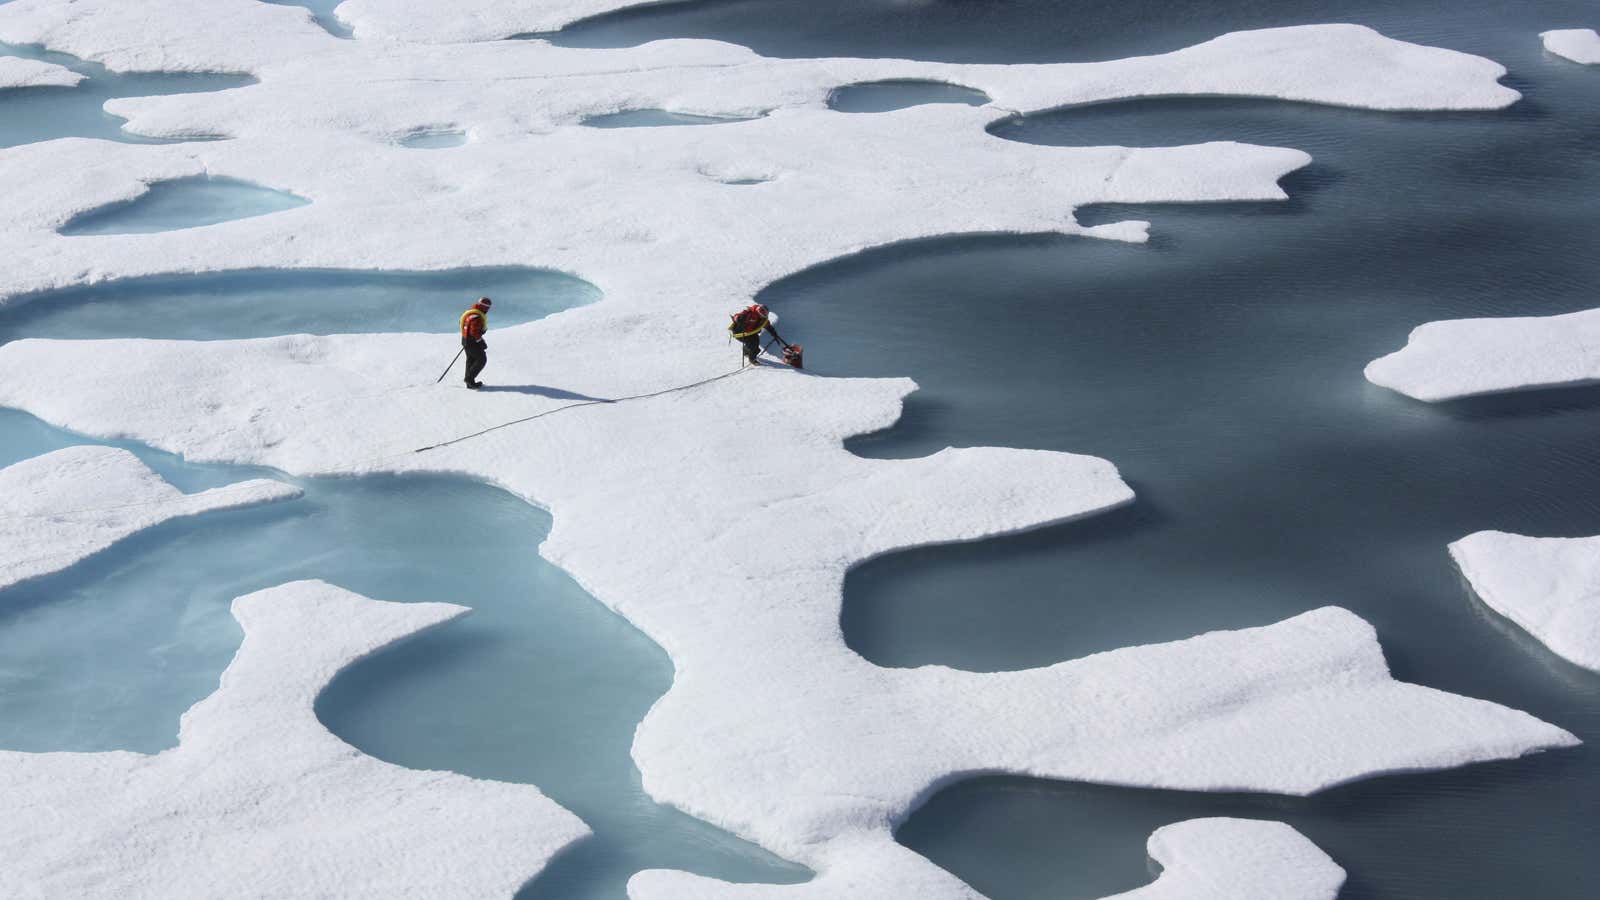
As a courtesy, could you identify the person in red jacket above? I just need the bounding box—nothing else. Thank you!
[728,303,788,367]
[460,297,491,389]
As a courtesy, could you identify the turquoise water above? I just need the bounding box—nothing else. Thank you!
[581,109,761,127]
[0,42,252,148]
[0,267,598,342]
[0,407,808,896]
[827,80,990,113]
[57,176,309,235]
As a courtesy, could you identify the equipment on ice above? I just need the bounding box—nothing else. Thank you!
[781,344,803,369]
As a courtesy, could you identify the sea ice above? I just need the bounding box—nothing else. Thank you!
[0,0,1570,894]
[1542,28,1600,64]
[633,817,1343,899]
[0,55,82,88]
[1107,818,1344,900]
[0,445,298,591]
[1451,530,1600,673]
[0,580,588,898]
[1365,307,1600,400]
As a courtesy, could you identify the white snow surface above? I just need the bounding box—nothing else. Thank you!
[0,579,588,898]
[1365,307,1600,400]
[1108,818,1344,900]
[0,445,299,591]
[1542,28,1600,64]
[631,817,1344,900]
[1451,530,1600,673]
[0,1,1572,895]
[0,55,83,88]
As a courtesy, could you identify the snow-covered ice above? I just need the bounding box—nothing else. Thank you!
[1451,531,1600,673]
[1542,28,1600,64]
[0,580,588,898]
[1365,307,1600,400]
[632,818,1343,900]
[1108,818,1344,900]
[0,445,299,591]
[0,55,83,89]
[0,0,1573,893]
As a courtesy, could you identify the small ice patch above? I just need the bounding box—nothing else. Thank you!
[1542,28,1600,64]
[1451,530,1600,673]
[57,176,309,236]
[0,57,83,89]
[826,80,990,114]
[1365,306,1600,401]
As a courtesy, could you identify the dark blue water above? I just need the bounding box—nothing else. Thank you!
[0,42,252,148]
[0,407,808,897]
[56,176,309,235]
[827,80,990,113]
[658,0,1600,897]
[0,267,598,342]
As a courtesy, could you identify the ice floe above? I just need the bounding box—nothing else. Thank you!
[1108,818,1344,900]
[1365,307,1600,400]
[0,445,298,591]
[0,580,588,898]
[0,55,82,89]
[1542,28,1600,64]
[1451,530,1600,673]
[0,0,1568,894]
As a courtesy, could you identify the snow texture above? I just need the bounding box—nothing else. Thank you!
[631,817,1343,900]
[0,580,590,898]
[0,445,299,591]
[1451,531,1600,673]
[1108,818,1344,900]
[0,55,83,88]
[0,0,1571,895]
[1542,28,1600,64]
[1365,307,1600,400]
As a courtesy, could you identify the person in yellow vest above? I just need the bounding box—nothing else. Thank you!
[728,303,788,367]
[460,297,491,389]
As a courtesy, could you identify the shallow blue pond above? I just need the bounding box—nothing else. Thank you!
[57,176,310,235]
[0,408,808,897]
[0,42,252,148]
[0,267,599,342]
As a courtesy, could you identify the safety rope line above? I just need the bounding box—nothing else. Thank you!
[409,364,750,454]
[0,363,758,521]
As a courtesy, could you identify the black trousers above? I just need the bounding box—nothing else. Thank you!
[463,337,487,384]
[739,334,762,363]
